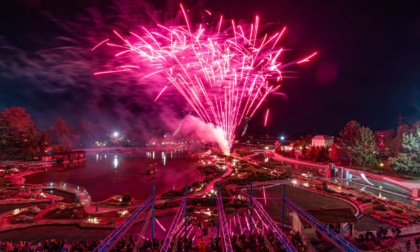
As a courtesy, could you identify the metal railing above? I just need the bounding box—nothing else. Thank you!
[250,198,298,252]
[93,196,154,252]
[43,182,91,203]
[217,192,233,252]
[160,198,187,252]
[283,197,360,252]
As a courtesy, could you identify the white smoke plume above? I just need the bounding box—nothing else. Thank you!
[180,115,230,155]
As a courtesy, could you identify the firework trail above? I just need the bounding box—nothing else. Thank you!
[263,186,267,205]
[264,109,270,127]
[93,4,316,154]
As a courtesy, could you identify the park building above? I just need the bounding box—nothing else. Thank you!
[311,135,334,147]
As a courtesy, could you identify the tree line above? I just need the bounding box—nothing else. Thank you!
[276,120,420,175]
[0,107,145,160]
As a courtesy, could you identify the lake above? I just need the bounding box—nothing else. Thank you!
[24,149,204,201]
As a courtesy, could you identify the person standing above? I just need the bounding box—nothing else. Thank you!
[391,226,397,238]
[405,239,411,252]
[415,237,420,250]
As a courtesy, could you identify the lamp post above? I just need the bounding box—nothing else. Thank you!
[112,131,120,144]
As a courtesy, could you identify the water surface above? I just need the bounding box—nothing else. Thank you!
[25,150,203,201]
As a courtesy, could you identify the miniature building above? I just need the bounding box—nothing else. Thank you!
[311,135,334,147]
[53,150,86,164]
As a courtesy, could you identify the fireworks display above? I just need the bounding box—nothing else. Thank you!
[94,5,316,154]
[264,109,270,127]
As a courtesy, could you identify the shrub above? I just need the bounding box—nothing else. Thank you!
[11,215,34,224]
[29,206,41,214]
[356,197,372,203]
[162,189,184,197]
[122,193,131,202]
[394,208,404,214]
[374,204,387,211]
[225,208,235,214]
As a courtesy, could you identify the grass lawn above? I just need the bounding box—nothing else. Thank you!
[248,185,357,225]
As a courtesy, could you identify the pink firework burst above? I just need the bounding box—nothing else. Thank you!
[94,5,316,154]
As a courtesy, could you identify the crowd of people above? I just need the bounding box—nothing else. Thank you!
[0,239,100,252]
[404,237,420,252]
[290,230,306,251]
[0,234,286,252]
[358,226,402,243]
[354,226,420,251]
[0,237,167,252]
[206,233,292,252]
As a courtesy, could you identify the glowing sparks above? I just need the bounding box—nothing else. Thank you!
[155,217,167,232]
[297,52,318,64]
[263,186,267,205]
[154,85,168,102]
[91,38,110,51]
[264,109,269,127]
[93,69,132,75]
[94,5,316,153]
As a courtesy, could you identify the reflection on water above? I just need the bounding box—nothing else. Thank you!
[25,150,203,202]
[113,155,119,168]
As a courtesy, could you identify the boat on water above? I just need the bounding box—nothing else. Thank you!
[146,167,158,175]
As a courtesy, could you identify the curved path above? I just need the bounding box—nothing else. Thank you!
[268,151,328,168]
[265,151,420,238]
[267,151,420,192]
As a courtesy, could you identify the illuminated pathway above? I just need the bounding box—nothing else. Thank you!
[198,166,233,197]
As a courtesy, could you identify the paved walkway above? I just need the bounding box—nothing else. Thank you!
[42,183,144,215]
[268,151,420,190]
[266,152,420,241]
[269,152,328,168]
[384,176,420,191]
[195,162,233,197]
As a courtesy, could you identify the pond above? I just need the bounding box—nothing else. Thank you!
[24,150,204,201]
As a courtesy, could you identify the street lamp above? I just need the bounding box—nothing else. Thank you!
[112,131,120,144]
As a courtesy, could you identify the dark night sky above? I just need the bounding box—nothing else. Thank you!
[0,0,419,138]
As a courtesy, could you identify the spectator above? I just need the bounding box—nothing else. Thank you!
[405,240,411,252]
